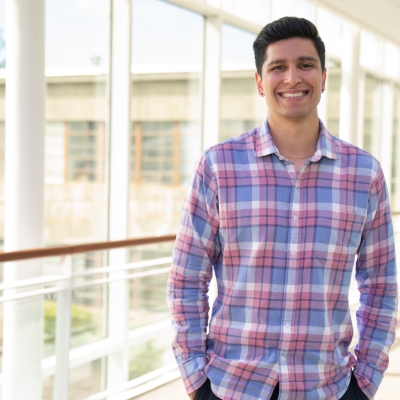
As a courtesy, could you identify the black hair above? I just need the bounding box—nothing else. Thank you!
[253,16,325,76]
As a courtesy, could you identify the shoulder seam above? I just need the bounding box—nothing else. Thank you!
[204,128,258,155]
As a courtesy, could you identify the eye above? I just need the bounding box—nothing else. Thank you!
[272,65,285,71]
[300,63,313,69]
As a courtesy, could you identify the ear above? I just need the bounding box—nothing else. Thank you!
[321,68,327,92]
[255,71,264,96]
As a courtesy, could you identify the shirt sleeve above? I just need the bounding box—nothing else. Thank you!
[167,154,220,394]
[354,166,398,399]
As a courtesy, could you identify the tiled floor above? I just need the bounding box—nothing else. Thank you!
[132,315,400,400]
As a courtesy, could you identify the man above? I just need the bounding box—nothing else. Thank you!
[167,17,398,400]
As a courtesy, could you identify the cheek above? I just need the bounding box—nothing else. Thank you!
[263,79,277,96]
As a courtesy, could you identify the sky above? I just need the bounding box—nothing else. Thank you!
[0,0,258,72]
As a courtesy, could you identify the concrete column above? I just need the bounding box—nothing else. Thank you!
[339,23,361,145]
[3,0,45,399]
[105,0,132,392]
[201,0,221,308]
[201,0,222,150]
[379,82,394,193]
[315,7,327,127]
[356,72,365,149]
[394,92,400,211]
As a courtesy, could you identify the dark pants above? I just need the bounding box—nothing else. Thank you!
[194,373,368,400]
[193,380,278,400]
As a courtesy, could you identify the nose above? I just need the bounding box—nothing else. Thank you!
[284,66,302,86]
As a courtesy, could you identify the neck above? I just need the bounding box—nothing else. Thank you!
[267,112,320,159]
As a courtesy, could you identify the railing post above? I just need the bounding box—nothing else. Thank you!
[53,255,73,400]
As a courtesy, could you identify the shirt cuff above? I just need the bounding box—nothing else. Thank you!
[353,361,383,399]
[179,355,208,394]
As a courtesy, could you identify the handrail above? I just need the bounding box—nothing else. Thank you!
[0,234,176,263]
[0,211,399,263]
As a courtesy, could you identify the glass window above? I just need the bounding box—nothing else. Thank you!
[392,85,400,212]
[179,121,201,185]
[220,24,266,143]
[45,123,65,184]
[130,0,203,238]
[46,0,109,72]
[43,347,105,399]
[0,0,5,250]
[0,122,4,179]
[363,76,383,160]
[128,252,171,330]
[129,327,175,380]
[0,299,2,371]
[43,292,58,359]
[383,42,400,80]
[67,121,104,182]
[132,121,199,187]
[220,121,258,143]
[316,9,343,59]
[325,62,342,137]
[128,4,204,390]
[132,0,203,71]
[41,252,108,358]
[70,254,107,348]
[221,24,255,71]
[69,358,105,399]
[360,30,384,73]
[45,0,110,245]
[271,0,315,22]
[133,122,174,185]
[222,0,270,25]
[0,0,4,69]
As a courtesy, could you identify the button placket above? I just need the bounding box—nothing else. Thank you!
[280,167,303,389]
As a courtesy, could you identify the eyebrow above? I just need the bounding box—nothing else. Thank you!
[266,56,318,66]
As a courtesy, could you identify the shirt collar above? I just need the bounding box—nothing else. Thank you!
[255,119,338,161]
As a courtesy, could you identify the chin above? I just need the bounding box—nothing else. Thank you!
[280,111,309,119]
[279,106,317,120]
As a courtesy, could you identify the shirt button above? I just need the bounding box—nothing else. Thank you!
[295,182,299,188]
[281,356,286,362]
[291,251,296,257]
[285,322,290,327]
[293,215,298,221]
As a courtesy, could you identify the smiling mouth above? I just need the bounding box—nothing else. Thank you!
[279,91,309,98]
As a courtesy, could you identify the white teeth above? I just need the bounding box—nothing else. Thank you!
[281,91,307,98]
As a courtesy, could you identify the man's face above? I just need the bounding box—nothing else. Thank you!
[255,37,326,122]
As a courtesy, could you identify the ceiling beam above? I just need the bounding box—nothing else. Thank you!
[165,0,262,34]
[309,0,400,47]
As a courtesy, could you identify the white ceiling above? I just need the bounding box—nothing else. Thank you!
[311,0,400,46]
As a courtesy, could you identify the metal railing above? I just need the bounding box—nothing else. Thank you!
[0,212,399,399]
[0,234,176,263]
[1,211,398,263]
[0,234,177,400]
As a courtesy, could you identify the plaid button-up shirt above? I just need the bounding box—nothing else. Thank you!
[167,120,398,400]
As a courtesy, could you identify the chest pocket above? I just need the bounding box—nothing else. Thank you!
[313,206,366,261]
